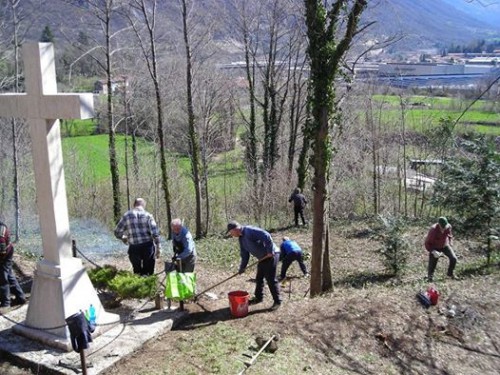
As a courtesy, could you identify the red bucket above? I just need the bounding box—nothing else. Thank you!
[228,290,249,318]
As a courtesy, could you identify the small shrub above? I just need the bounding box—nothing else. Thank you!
[88,265,118,290]
[376,215,410,277]
[87,265,157,299]
[108,271,158,299]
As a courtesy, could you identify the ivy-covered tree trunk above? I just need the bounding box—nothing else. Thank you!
[104,3,122,224]
[304,0,367,296]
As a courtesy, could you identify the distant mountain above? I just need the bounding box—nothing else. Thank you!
[8,0,500,58]
[365,0,500,51]
[441,0,500,28]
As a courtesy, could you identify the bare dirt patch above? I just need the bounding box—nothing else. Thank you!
[2,224,500,375]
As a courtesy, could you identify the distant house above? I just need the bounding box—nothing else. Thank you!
[405,173,437,192]
[378,62,464,76]
[94,76,129,95]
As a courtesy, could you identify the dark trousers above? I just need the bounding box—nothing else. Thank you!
[294,206,306,226]
[254,253,281,304]
[128,241,156,276]
[427,245,457,278]
[280,252,308,279]
[178,254,196,273]
[0,252,25,306]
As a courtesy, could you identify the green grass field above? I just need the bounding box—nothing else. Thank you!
[370,95,500,136]
[62,133,247,196]
[60,93,498,195]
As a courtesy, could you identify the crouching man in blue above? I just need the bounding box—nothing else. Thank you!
[226,220,282,311]
[171,218,197,273]
[279,237,309,280]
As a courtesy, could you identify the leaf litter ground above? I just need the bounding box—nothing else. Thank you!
[2,224,500,374]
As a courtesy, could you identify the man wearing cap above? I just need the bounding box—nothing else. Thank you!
[424,217,458,281]
[226,221,282,311]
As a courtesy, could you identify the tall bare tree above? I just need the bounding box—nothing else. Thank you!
[179,0,203,238]
[126,0,174,237]
[68,0,128,223]
[1,0,39,240]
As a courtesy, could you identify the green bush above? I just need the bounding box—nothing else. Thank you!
[87,265,118,290]
[108,271,158,299]
[87,265,158,299]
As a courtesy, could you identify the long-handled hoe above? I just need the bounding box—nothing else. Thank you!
[193,259,261,302]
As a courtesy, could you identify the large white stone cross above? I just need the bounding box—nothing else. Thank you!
[0,43,116,350]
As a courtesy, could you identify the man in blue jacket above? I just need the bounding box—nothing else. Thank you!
[171,218,197,273]
[279,237,309,280]
[227,221,282,311]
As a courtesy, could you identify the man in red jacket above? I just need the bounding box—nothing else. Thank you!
[424,217,458,282]
[0,221,26,308]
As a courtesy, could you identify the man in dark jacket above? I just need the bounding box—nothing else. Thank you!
[289,187,307,226]
[227,221,282,311]
[0,221,26,308]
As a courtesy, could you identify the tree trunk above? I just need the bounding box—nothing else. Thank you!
[181,0,203,238]
[103,5,121,223]
[243,22,258,188]
[296,102,311,191]
[305,0,368,296]
[128,0,173,237]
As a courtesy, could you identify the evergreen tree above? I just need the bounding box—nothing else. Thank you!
[432,134,500,234]
[40,25,54,43]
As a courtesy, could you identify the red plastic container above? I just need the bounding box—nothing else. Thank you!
[427,287,439,305]
[228,290,250,318]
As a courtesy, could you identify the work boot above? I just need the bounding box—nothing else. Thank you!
[12,297,26,306]
[249,297,263,305]
[269,302,281,312]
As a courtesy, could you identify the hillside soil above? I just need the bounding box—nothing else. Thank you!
[2,224,500,375]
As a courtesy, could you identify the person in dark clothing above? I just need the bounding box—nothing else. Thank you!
[226,220,282,311]
[114,198,161,276]
[424,217,458,281]
[288,187,307,226]
[0,221,26,309]
[279,237,309,280]
[171,218,196,273]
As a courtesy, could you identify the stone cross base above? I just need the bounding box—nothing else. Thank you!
[13,258,119,351]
